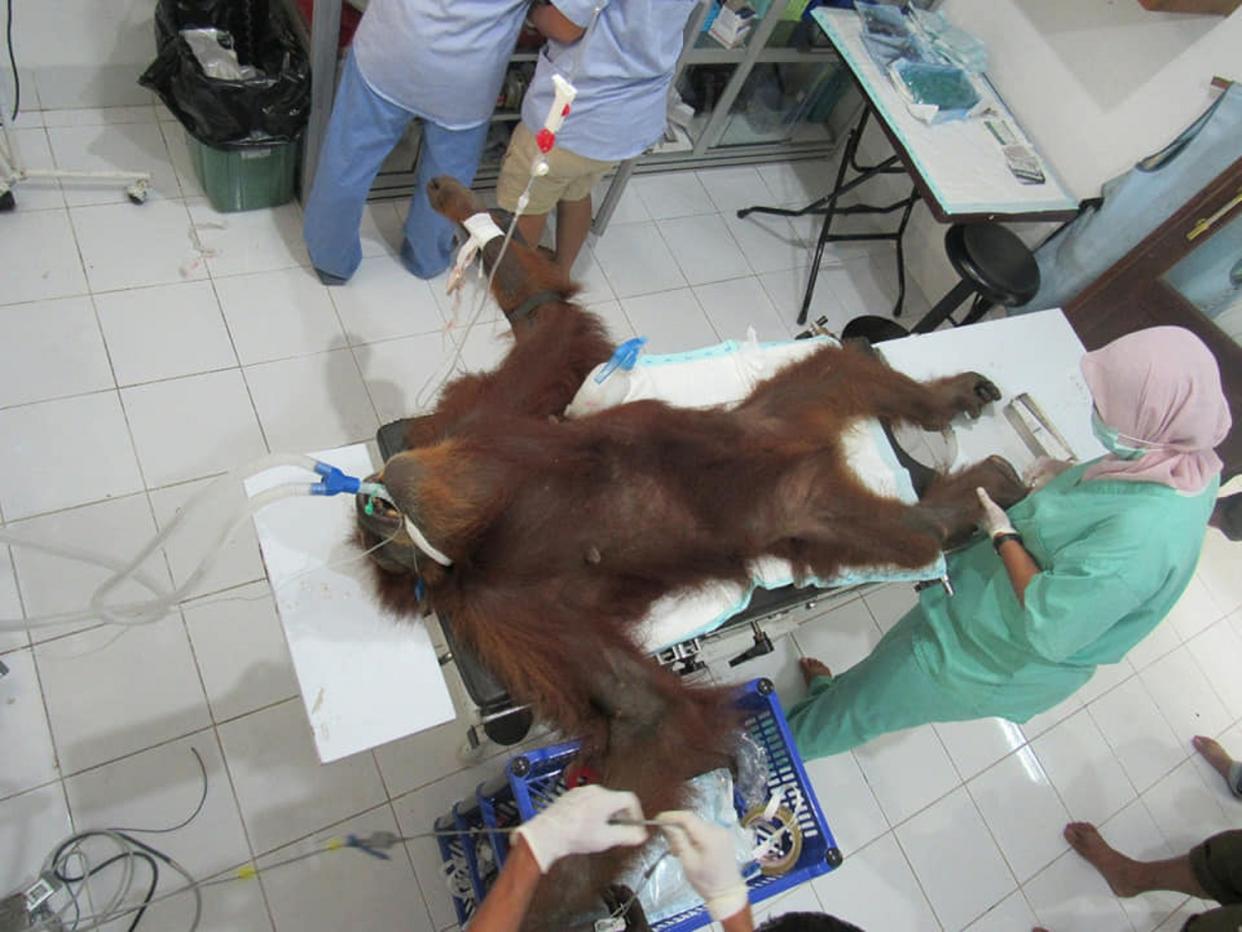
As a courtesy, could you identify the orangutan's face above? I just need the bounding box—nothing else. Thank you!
[354,471,418,575]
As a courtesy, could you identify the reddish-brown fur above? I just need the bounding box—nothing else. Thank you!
[357,178,1026,927]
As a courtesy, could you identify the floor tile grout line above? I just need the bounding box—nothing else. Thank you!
[884,827,946,931]
[1137,636,1234,741]
[1083,690,1209,802]
[721,203,797,283]
[24,713,221,786]
[0,769,68,807]
[30,122,66,207]
[901,726,1018,929]
[651,211,756,292]
[960,760,1043,897]
[1131,729,1231,853]
[343,337,386,429]
[205,717,282,929]
[1183,617,1242,722]
[204,689,304,732]
[83,289,155,508]
[49,113,178,206]
[384,795,440,929]
[0,643,62,807]
[1,523,32,654]
[199,259,274,463]
[0,381,129,415]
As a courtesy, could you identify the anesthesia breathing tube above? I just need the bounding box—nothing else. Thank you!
[0,455,394,632]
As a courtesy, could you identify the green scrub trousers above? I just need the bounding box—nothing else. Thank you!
[788,462,1219,760]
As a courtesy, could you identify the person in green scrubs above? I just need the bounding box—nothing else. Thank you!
[787,326,1233,760]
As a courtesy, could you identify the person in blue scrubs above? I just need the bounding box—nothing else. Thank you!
[302,0,531,284]
[497,0,697,273]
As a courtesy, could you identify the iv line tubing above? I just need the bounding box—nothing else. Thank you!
[414,3,605,410]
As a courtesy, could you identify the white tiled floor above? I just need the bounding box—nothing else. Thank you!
[2,106,1241,932]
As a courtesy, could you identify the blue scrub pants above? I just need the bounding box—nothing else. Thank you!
[302,52,490,281]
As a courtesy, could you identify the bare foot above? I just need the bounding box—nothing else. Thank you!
[799,657,832,687]
[1193,735,1235,784]
[1063,822,1140,897]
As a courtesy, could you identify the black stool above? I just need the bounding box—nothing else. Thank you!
[841,314,910,345]
[912,223,1040,334]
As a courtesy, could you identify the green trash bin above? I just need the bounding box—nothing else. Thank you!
[188,136,299,213]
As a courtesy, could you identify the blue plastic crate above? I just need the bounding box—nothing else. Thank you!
[503,678,841,931]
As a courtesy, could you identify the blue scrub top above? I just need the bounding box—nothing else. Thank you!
[522,0,698,162]
[352,0,531,130]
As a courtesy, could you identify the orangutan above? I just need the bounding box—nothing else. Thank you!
[355,176,1025,928]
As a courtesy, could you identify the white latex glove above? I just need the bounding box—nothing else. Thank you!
[1022,456,1072,491]
[976,487,1016,539]
[656,811,749,921]
[514,785,647,873]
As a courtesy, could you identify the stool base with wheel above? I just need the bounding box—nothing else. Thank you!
[738,105,920,326]
[911,222,1041,334]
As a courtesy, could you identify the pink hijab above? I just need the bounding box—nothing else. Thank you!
[1081,326,1231,492]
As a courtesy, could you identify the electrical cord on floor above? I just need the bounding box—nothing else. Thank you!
[31,824,667,932]
[110,747,210,835]
[5,0,19,120]
[21,748,209,932]
[52,846,158,932]
[33,829,201,932]
[22,743,661,931]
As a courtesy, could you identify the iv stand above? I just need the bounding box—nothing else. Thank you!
[0,84,153,211]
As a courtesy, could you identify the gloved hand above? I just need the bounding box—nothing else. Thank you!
[656,811,749,921]
[514,785,647,874]
[1022,456,1072,491]
[976,487,1016,539]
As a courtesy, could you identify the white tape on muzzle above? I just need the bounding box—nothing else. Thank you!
[404,515,454,567]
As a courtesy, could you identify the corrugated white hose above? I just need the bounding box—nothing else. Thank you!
[0,453,326,631]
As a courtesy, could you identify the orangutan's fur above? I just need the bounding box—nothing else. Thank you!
[356,177,1026,928]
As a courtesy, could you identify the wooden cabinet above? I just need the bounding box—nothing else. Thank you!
[1066,156,1242,479]
[1137,0,1241,15]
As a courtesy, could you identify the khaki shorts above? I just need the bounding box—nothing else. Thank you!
[1191,831,1242,906]
[495,122,617,215]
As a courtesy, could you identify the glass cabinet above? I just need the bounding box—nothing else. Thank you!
[1161,208,1242,345]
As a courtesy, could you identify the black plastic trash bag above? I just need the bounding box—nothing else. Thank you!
[139,0,310,149]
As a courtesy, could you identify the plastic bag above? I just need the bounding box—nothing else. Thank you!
[889,58,980,124]
[615,769,754,924]
[139,0,310,149]
[855,0,928,68]
[908,7,988,73]
[180,29,259,80]
[732,731,772,814]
